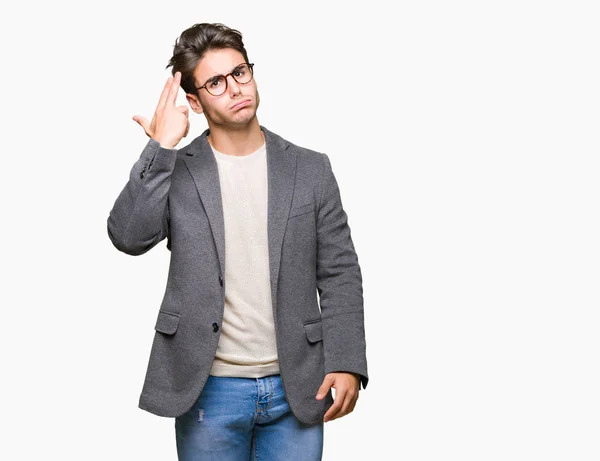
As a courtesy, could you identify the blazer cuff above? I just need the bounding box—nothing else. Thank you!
[326,369,369,390]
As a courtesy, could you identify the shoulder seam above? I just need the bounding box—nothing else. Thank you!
[317,152,328,213]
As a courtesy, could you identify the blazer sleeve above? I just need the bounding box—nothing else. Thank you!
[107,139,178,256]
[316,153,369,390]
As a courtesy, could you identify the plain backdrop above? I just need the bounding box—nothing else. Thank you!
[1,0,599,460]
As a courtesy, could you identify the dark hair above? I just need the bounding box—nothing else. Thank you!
[166,23,250,96]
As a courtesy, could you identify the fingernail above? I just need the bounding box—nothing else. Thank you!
[316,394,322,399]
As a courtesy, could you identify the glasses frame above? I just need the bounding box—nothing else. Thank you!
[196,62,255,96]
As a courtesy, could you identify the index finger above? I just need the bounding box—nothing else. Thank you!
[166,71,181,106]
[155,76,173,112]
[324,392,345,421]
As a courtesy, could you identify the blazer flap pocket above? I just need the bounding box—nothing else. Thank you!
[303,319,323,343]
[289,203,314,219]
[154,310,181,335]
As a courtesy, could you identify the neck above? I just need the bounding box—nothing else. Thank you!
[206,119,264,156]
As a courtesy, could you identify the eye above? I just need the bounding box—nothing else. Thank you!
[209,77,223,87]
[233,67,246,77]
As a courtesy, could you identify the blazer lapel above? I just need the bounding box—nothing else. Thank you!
[263,127,297,310]
[183,131,226,276]
[182,126,297,311]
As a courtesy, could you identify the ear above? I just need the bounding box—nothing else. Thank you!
[186,93,204,115]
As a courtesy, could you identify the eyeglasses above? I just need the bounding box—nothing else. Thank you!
[196,62,255,96]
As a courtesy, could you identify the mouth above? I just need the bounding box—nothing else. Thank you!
[230,99,251,110]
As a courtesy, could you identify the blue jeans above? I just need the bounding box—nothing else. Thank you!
[175,374,324,460]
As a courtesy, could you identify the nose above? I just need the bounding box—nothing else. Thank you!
[226,74,241,96]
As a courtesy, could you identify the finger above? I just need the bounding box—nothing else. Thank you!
[324,387,347,422]
[338,390,356,417]
[166,71,181,106]
[347,392,359,414]
[316,375,334,400]
[323,398,343,422]
[156,76,173,112]
[132,115,151,132]
[328,389,356,422]
[183,120,190,138]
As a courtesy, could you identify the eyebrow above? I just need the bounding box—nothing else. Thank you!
[204,63,246,83]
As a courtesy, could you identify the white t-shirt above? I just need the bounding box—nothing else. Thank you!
[209,141,280,377]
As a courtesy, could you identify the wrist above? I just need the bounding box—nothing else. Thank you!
[152,137,175,149]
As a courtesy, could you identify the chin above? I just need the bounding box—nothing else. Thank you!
[232,109,257,125]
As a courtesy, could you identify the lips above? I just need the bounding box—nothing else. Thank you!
[231,99,251,110]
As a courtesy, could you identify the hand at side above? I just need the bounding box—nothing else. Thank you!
[316,372,360,422]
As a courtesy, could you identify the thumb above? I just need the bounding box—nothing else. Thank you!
[132,115,150,131]
[316,375,334,400]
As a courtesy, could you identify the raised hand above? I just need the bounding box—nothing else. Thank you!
[132,71,190,149]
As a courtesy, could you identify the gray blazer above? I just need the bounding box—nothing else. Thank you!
[107,126,368,424]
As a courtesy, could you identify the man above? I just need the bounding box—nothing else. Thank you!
[107,22,368,460]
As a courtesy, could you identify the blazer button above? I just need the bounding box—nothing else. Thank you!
[212,323,219,332]
[218,275,223,286]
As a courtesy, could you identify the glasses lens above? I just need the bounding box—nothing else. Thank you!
[232,64,252,85]
[206,76,227,96]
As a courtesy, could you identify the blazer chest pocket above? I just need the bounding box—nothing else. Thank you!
[288,203,315,219]
[154,310,181,335]
[303,319,323,343]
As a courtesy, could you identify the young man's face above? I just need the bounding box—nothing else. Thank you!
[186,48,260,128]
